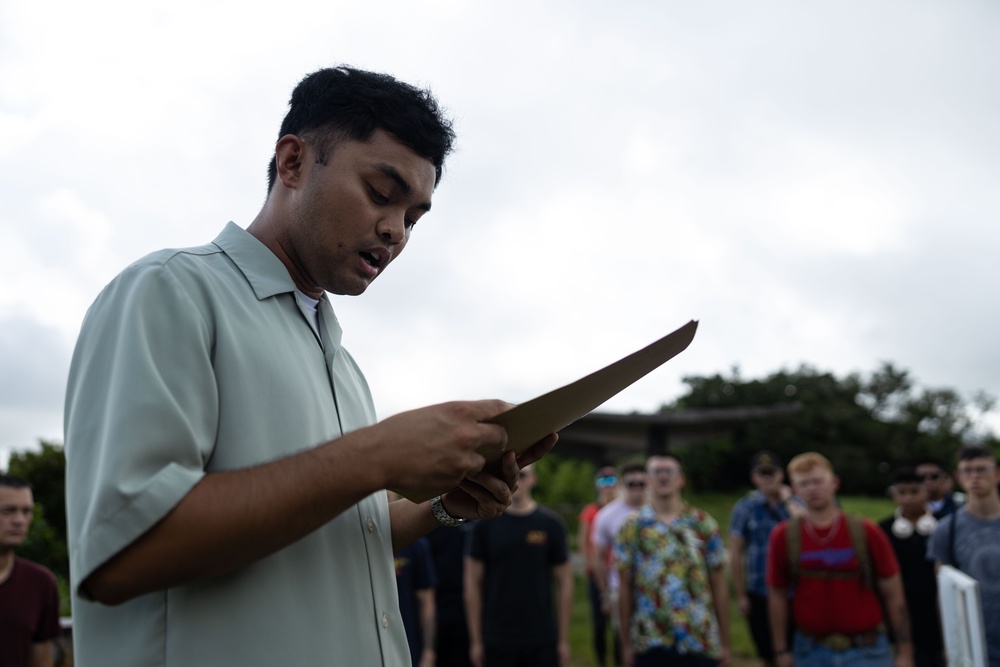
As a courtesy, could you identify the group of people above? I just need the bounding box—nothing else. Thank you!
[578,446,1000,667]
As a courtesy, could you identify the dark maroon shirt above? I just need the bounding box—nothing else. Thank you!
[0,558,61,667]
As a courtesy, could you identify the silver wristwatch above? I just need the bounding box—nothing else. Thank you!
[430,495,466,527]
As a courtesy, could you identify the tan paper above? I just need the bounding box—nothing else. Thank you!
[481,320,698,461]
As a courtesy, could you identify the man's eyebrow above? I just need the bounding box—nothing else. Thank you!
[373,163,432,211]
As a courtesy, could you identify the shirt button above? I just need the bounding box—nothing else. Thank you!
[382,612,389,628]
[367,517,375,533]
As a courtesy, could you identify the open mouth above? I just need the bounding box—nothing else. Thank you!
[360,251,382,269]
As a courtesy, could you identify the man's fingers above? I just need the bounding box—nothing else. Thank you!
[516,433,558,468]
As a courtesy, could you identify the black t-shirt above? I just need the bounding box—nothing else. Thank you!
[468,506,568,650]
[877,517,944,656]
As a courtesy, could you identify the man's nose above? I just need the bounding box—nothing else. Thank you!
[377,214,406,245]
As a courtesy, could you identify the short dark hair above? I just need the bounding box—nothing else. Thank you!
[0,474,31,490]
[957,445,998,464]
[914,456,948,471]
[620,462,647,477]
[267,66,456,192]
[890,467,922,485]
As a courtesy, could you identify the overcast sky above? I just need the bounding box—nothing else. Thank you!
[2,0,999,467]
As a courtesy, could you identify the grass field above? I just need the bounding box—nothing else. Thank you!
[563,491,896,667]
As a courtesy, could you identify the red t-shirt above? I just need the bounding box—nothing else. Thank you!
[766,513,899,636]
[579,502,601,573]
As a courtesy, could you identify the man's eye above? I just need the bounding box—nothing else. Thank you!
[404,218,417,230]
[369,186,389,205]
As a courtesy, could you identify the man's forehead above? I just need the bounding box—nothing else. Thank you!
[0,487,33,504]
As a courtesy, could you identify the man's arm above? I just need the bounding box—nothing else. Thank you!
[728,534,749,616]
[579,515,595,573]
[415,587,436,667]
[553,561,573,666]
[30,641,54,667]
[388,435,556,551]
[84,400,518,605]
[464,556,486,667]
[708,565,731,667]
[878,573,914,667]
[768,586,792,667]
[618,567,635,667]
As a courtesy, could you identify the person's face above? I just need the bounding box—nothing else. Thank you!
[281,128,436,296]
[514,467,537,500]
[622,472,648,504]
[751,466,783,494]
[915,464,951,501]
[0,487,33,551]
[647,457,685,498]
[596,483,618,504]
[890,482,927,515]
[790,466,839,512]
[956,457,1000,499]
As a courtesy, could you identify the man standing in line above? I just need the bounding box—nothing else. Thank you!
[64,66,555,666]
[425,520,477,667]
[767,452,913,667]
[729,451,800,667]
[465,464,573,667]
[928,445,1000,667]
[592,461,650,666]
[580,465,620,667]
[0,475,61,667]
[878,468,943,667]
[616,455,730,667]
[915,457,965,519]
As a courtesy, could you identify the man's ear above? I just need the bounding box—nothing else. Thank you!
[273,134,310,189]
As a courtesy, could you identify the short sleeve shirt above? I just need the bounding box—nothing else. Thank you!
[728,490,793,596]
[64,223,407,666]
[0,558,61,667]
[614,504,725,658]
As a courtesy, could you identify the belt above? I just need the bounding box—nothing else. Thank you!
[805,626,883,652]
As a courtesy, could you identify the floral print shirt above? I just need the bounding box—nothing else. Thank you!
[614,504,725,657]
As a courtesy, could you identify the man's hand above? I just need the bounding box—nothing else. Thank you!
[469,640,484,667]
[558,640,571,666]
[376,401,513,503]
[621,642,634,667]
[776,651,793,667]
[442,433,558,520]
[738,593,751,617]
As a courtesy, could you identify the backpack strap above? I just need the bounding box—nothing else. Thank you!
[845,514,874,589]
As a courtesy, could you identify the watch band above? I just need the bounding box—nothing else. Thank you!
[430,495,466,527]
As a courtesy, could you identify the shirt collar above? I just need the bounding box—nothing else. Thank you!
[212,222,297,301]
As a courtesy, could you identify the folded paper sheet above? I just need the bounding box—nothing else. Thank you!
[482,320,698,461]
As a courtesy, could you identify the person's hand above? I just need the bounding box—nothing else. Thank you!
[716,647,731,667]
[893,650,914,667]
[469,640,485,667]
[418,648,435,667]
[776,650,793,667]
[443,433,558,520]
[738,594,751,617]
[375,400,512,503]
[600,595,611,617]
[558,640,571,666]
[621,642,634,667]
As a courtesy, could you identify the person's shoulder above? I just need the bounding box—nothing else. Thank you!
[537,505,567,527]
[14,557,58,587]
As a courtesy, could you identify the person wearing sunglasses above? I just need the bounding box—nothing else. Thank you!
[593,462,651,664]
[914,458,966,519]
[580,466,621,666]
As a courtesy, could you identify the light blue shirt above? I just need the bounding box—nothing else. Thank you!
[65,223,408,666]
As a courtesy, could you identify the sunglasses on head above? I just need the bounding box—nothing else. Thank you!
[596,476,618,488]
[626,480,647,489]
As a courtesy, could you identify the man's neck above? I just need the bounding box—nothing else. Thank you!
[805,504,840,527]
[901,506,926,522]
[965,492,1000,519]
[650,493,682,520]
[507,498,537,516]
[0,550,14,585]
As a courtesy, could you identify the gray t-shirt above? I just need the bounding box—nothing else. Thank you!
[65,223,407,666]
[928,507,1000,667]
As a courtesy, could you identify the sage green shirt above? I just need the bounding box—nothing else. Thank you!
[65,223,408,666]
